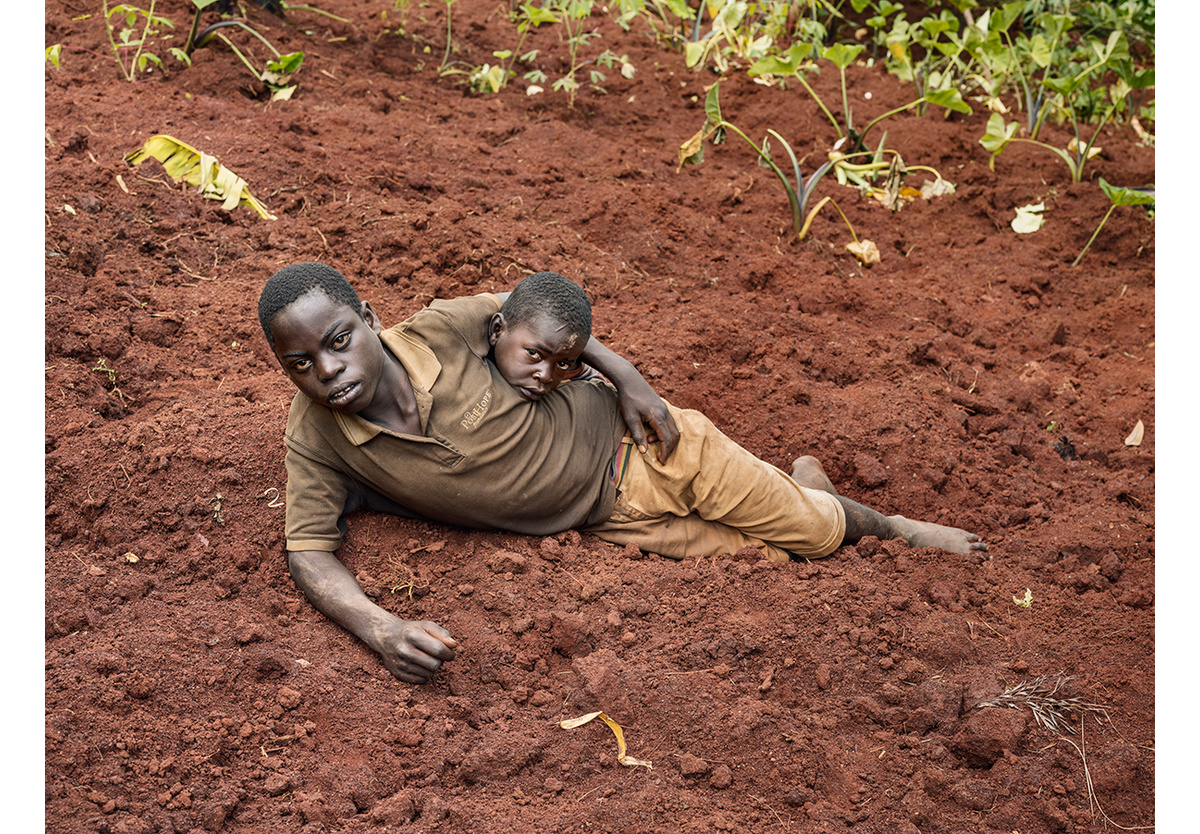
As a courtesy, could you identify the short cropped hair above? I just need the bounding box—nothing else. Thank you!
[258,262,362,349]
[501,272,592,340]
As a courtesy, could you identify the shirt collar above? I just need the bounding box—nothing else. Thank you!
[330,325,440,446]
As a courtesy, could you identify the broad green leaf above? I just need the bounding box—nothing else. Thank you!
[1112,60,1153,89]
[1028,33,1052,68]
[823,43,864,71]
[46,43,62,67]
[1092,30,1126,65]
[1098,178,1155,208]
[125,134,277,220]
[920,17,955,39]
[748,49,806,77]
[979,113,1017,155]
[993,3,1024,33]
[683,40,707,69]
[925,87,972,115]
[1042,74,1083,98]
[703,82,723,127]
[269,51,304,74]
[662,0,693,20]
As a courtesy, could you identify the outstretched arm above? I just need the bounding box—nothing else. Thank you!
[580,337,679,463]
[288,549,458,683]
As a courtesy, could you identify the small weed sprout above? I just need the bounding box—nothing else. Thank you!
[974,675,1109,736]
[1072,178,1154,267]
[103,1,183,81]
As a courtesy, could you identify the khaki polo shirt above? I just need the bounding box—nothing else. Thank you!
[283,293,627,552]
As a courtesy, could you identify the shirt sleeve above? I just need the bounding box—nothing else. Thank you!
[419,293,502,357]
[283,437,355,552]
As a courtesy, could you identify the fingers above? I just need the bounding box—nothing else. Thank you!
[385,622,458,684]
[407,622,458,661]
[649,408,680,463]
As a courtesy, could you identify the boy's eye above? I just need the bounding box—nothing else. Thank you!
[556,359,578,371]
[292,359,312,372]
[332,333,350,348]
[526,349,541,360]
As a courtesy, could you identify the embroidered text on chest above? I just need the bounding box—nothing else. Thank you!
[460,389,493,430]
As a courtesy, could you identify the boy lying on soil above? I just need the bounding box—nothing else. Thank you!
[259,263,986,684]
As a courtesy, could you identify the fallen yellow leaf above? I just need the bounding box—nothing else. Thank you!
[846,239,880,265]
[1124,419,1144,446]
[559,711,652,769]
[1011,202,1045,234]
[920,178,956,199]
[124,135,277,220]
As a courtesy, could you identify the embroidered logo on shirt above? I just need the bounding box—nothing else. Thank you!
[460,389,493,430]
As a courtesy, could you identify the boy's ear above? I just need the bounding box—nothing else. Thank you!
[487,312,506,347]
[360,301,383,335]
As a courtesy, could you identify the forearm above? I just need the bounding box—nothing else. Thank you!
[288,549,394,652]
[580,337,640,386]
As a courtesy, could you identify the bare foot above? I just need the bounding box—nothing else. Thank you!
[791,455,838,495]
[889,516,989,555]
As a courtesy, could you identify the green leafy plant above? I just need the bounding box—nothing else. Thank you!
[45,43,62,67]
[749,42,971,154]
[493,3,559,91]
[1071,178,1153,267]
[980,105,1099,184]
[682,0,782,74]
[102,1,186,81]
[978,28,1131,184]
[181,0,305,98]
[546,0,620,108]
[678,80,877,263]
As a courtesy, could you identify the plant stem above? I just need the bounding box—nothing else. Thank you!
[1072,204,1116,267]
[793,74,842,140]
[184,4,203,56]
[103,0,157,82]
[721,122,802,232]
[439,0,455,74]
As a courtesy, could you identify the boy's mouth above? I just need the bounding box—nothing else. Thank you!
[328,382,361,407]
[518,387,543,402]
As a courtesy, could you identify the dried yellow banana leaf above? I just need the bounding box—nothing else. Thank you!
[125,134,276,220]
[559,711,652,769]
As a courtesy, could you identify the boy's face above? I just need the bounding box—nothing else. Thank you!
[270,289,389,416]
[488,313,586,402]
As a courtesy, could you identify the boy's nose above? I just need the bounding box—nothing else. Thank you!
[317,355,344,380]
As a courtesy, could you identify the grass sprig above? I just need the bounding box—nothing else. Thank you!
[974,674,1108,735]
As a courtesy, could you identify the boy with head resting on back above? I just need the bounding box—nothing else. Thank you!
[259,263,987,685]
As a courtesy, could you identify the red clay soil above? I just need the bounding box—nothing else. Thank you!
[44,2,1155,832]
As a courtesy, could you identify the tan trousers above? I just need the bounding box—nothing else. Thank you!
[585,405,846,562]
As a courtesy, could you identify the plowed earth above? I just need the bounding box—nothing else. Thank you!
[44,2,1155,832]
